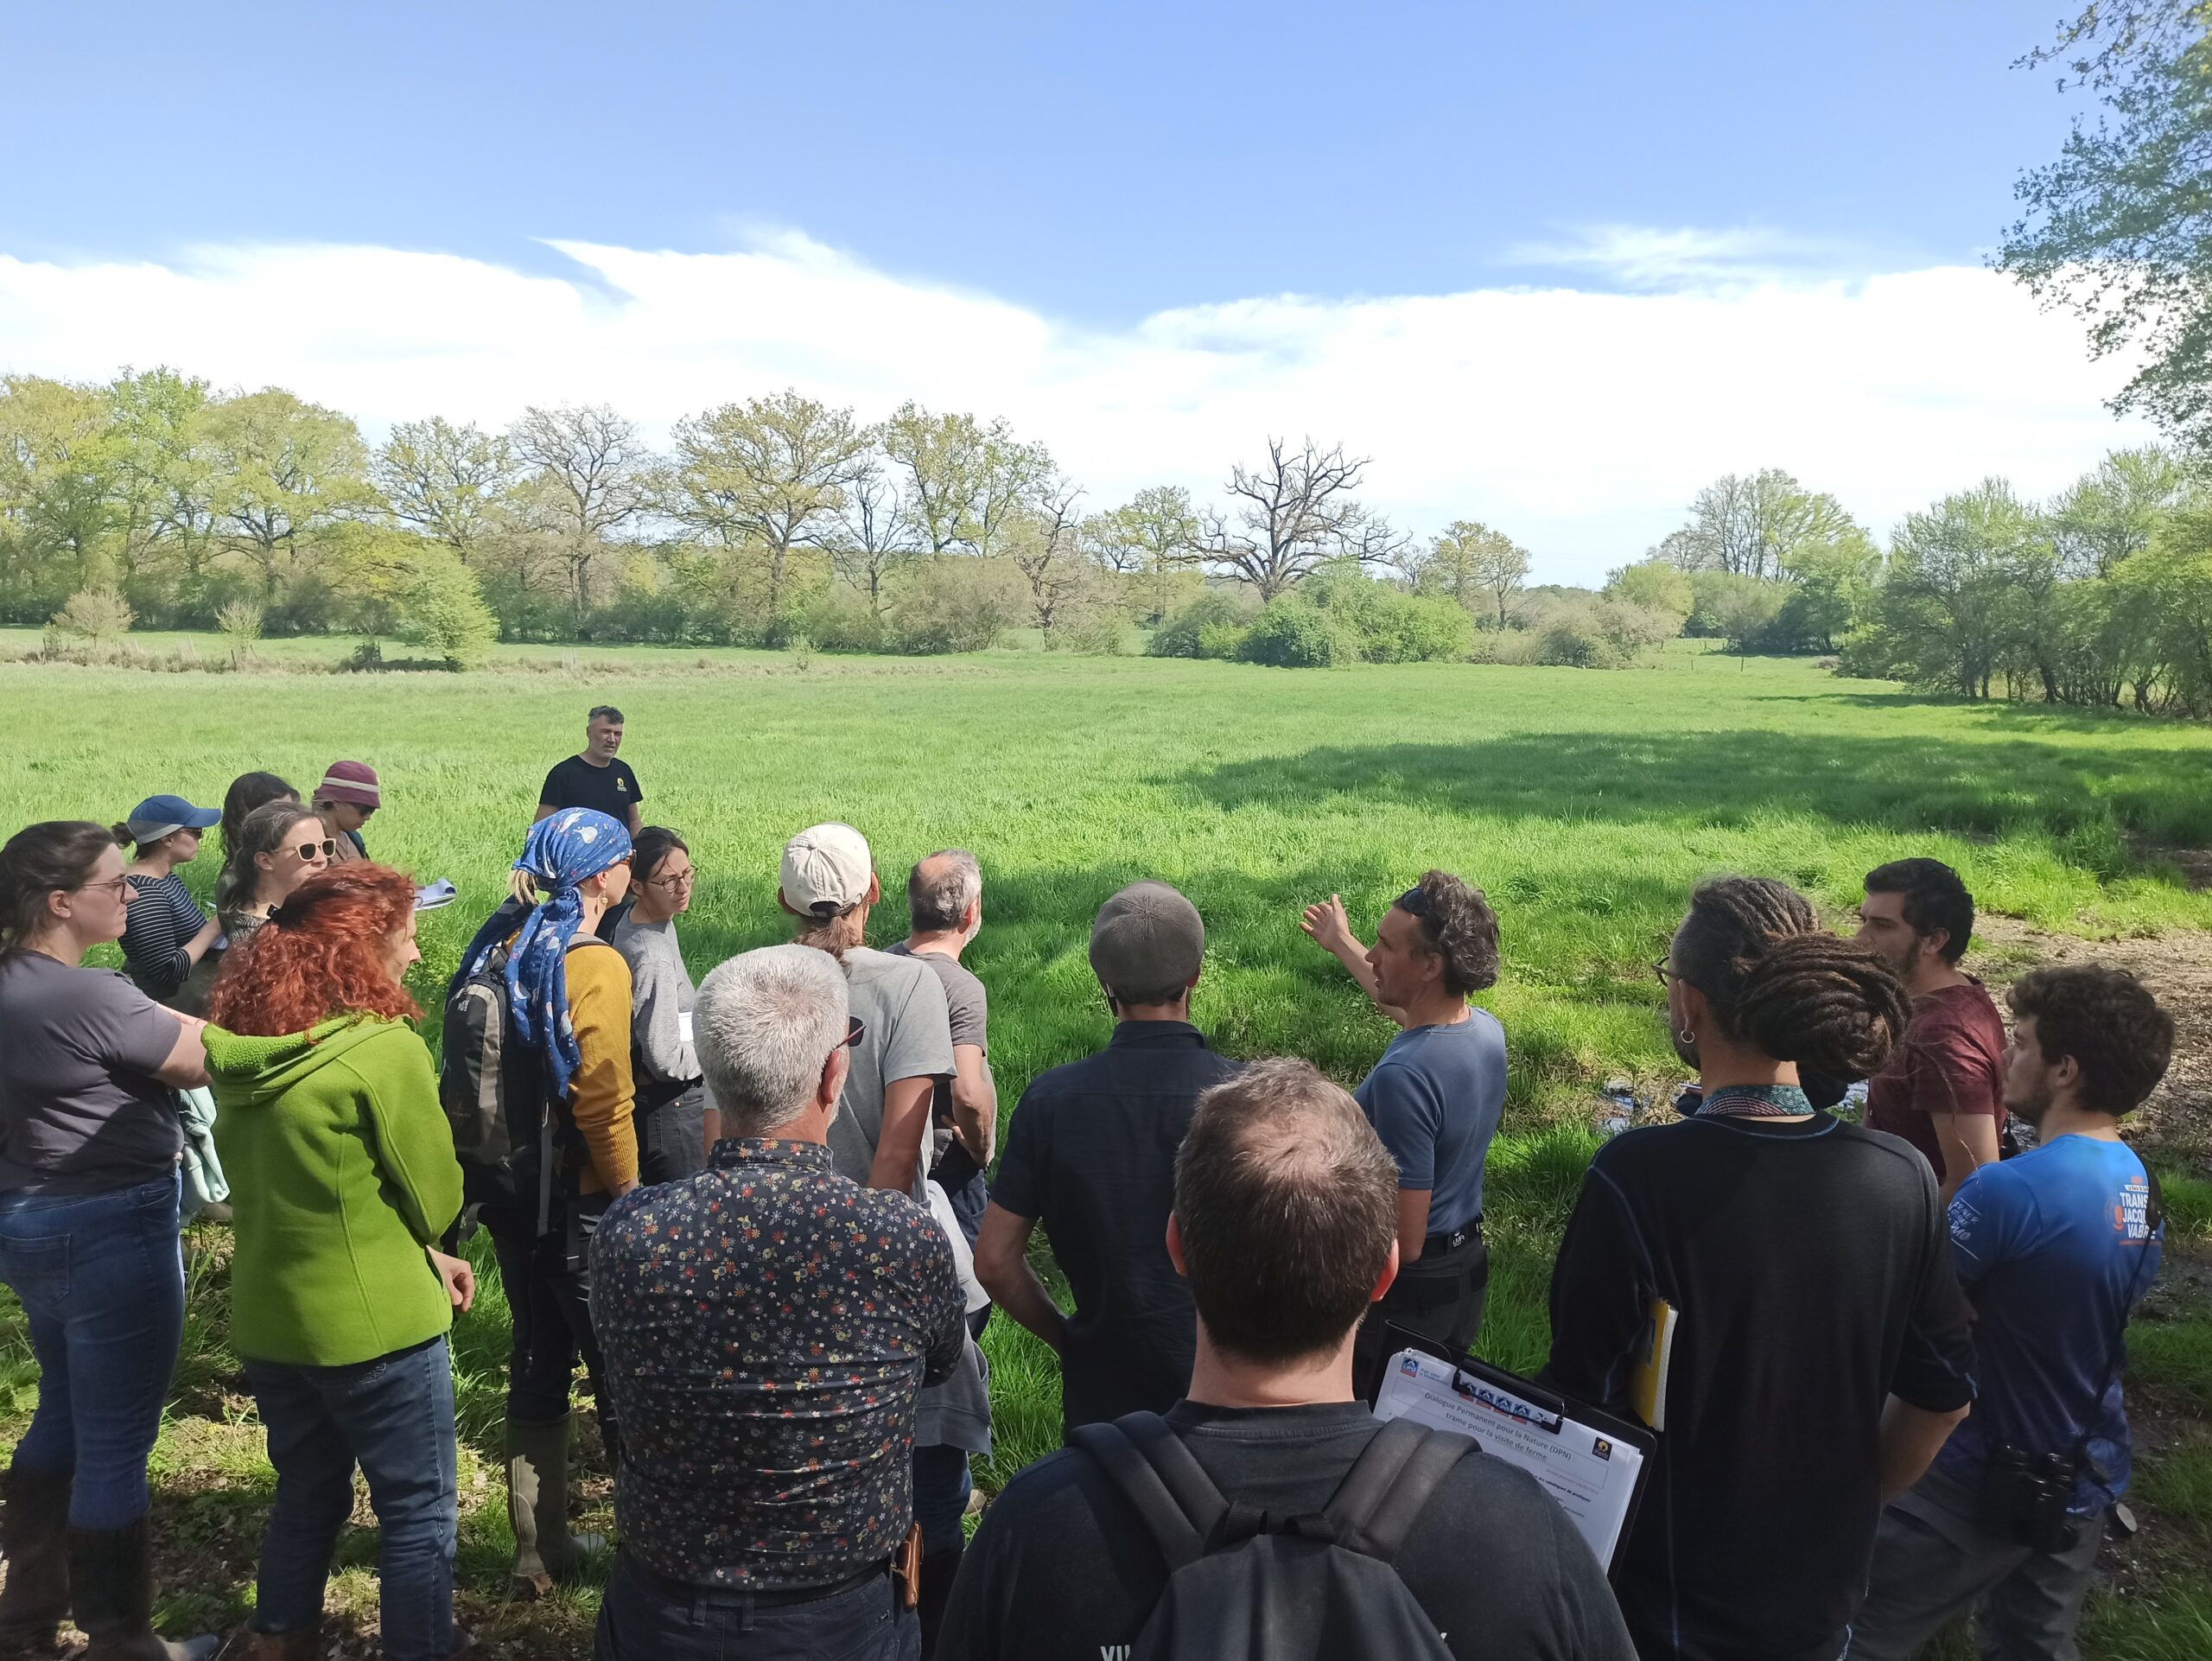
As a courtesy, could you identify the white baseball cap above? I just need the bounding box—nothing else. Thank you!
[781,823,874,917]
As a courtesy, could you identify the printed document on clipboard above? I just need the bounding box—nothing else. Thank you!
[1371,1327,1652,1574]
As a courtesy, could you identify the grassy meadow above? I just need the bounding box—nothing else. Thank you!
[3,637,2212,1656]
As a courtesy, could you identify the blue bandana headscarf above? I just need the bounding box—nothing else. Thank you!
[485,808,632,1101]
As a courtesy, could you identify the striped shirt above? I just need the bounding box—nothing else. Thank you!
[121,873,209,1003]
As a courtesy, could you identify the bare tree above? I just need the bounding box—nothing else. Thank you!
[374,417,517,563]
[1198,437,1370,599]
[666,390,870,621]
[509,404,652,630]
[1007,474,1089,638]
[831,455,921,615]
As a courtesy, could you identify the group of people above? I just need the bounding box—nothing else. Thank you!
[0,703,2179,1661]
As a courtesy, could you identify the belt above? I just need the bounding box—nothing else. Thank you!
[617,1550,891,1609]
[1423,1215,1484,1257]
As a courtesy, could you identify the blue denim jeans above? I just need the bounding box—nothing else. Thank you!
[245,1335,461,1661]
[595,1552,918,1661]
[910,1445,972,1558]
[0,1170,185,1529]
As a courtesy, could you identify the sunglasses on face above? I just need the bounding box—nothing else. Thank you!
[292,839,338,861]
[836,1015,865,1051]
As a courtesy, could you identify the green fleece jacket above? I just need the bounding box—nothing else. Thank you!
[206,1016,464,1367]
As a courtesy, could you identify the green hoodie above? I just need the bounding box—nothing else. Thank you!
[206,1016,464,1367]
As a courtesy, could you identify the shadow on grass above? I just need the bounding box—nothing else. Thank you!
[1179,729,2212,850]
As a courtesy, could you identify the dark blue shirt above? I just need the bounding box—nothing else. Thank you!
[1935,1134,2164,1511]
[1354,1010,1506,1236]
[992,1021,1241,1431]
[589,1137,965,1588]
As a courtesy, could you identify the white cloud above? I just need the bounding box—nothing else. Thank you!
[0,229,2149,585]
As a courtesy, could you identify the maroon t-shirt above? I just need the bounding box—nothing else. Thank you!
[1866,979,2006,1182]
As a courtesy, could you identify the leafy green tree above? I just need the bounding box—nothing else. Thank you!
[375,417,518,563]
[396,545,500,668]
[52,585,133,643]
[1999,4,2212,455]
[666,390,870,629]
[880,403,991,555]
[105,367,216,612]
[1656,469,1860,580]
[1109,485,1204,622]
[2047,445,2196,575]
[0,376,118,607]
[1418,520,1531,627]
[1603,557,1694,627]
[200,388,374,609]
[1876,480,2051,697]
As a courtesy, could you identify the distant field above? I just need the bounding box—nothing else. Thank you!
[4,642,2210,1653]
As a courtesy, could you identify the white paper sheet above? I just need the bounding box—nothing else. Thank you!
[1374,1347,1644,1569]
[677,1012,694,1044]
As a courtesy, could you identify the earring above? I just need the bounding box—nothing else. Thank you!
[1677,1028,1696,1047]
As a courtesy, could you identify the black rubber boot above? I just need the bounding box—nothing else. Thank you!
[64,1514,219,1661]
[0,1465,73,1646]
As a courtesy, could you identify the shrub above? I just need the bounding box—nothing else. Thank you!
[216,599,264,665]
[1238,597,1352,667]
[52,586,134,643]
[802,589,889,653]
[396,553,499,669]
[1150,589,1258,658]
[892,557,1025,654]
[1053,607,1129,657]
[1358,592,1474,662]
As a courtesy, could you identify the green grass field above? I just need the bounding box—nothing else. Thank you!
[3,639,2211,1655]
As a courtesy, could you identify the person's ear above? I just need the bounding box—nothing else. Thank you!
[777,888,800,919]
[255,850,276,875]
[1185,966,1202,994]
[1165,1213,1187,1279]
[867,871,881,907]
[963,895,982,934]
[1371,1238,1401,1304]
[2050,1050,2081,1100]
[44,888,71,925]
[819,1044,850,1113]
[1669,978,1711,1037]
[1923,926,1951,962]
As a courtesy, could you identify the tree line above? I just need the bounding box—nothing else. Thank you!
[0,370,1509,665]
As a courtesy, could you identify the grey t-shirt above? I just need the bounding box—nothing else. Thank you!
[830,946,986,1454]
[610,913,699,1088]
[830,946,955,1201]
[0,951,186,1195]
[885,942,991,1161]
[1354,1009,1508,1238]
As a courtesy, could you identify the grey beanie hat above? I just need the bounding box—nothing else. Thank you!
[1089,880,1205,1000]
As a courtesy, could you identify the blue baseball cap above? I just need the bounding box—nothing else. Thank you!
[125,794,222,842]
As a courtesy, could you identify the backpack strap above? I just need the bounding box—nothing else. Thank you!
[1070,1412,1230,1573]
[1320,1419,1471,1564]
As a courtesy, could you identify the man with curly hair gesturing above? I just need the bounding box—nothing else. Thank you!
[1302,870,1505,1386]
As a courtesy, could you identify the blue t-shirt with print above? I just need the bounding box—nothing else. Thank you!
[1934,1134,2164,1511]
[1353,1009,1506,1238]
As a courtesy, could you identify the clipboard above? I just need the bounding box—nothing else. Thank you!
[1365,1324,1654,1577]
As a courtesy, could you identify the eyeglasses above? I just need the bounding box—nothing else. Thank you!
[76,875,131,899]
[1651,958,1678,986]
[648,868,696,892]
[292,839,338,862]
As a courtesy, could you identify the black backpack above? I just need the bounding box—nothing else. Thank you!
[438,935,608,1231]
[1070,1411,1469,1661]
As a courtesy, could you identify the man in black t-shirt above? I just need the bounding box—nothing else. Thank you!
[972,881,1241,1433]
[941,1059,1635,1661]
[537,704,644,833]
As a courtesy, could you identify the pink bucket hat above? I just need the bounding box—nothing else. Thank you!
[315,760,382,808]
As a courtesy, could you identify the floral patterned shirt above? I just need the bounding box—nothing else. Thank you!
[591,1136,965,1588]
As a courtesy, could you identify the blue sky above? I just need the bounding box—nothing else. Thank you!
[3,1,2081,316]
[0,3,2140,582]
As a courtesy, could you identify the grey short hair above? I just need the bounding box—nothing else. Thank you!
[588,705,624,726]
[694,945,849,1138]
[908,849,982,934]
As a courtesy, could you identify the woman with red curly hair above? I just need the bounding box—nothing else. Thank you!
[205,864,474,1661]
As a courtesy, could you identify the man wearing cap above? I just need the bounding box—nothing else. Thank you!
[974,880,1242,1435]
[311,761,381,864]
[780,823,988,1650]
